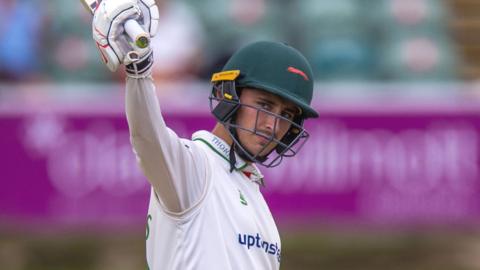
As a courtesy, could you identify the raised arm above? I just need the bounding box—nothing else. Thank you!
[90,0,208,213]
[125,77,208,213]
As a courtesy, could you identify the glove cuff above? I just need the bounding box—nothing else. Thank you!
[125,50,154,78]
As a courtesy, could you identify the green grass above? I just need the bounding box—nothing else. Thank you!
[0,230,145,270]
[1,227,479,270]
[280,228,478,270]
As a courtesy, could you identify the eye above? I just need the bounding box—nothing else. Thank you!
[281,111,295,120]
[257,101,271,111]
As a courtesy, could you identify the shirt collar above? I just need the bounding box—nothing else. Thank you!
[192,130,264,186]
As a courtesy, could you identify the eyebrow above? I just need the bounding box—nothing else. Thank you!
[257,96,300,115]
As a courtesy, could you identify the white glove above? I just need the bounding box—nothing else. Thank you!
[92,0,159,77]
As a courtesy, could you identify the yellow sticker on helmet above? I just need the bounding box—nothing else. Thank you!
[211,70,240,82]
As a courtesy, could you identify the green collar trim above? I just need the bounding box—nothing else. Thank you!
[192,131,265,186]
[193,136,247,171]
[193,138,229,163]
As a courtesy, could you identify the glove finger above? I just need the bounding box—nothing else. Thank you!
[108,7,142,57]
[94,0,142,64]
[96,42,121,72]
[92,22,122,72]
[138,0,160,37]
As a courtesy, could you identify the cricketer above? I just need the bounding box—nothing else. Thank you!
[90,0,318,268]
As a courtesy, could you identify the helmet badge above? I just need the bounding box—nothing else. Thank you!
[287,66,309,81]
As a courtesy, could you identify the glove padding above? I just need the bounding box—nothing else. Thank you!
[92,0,159,75]
[125,49,154,78]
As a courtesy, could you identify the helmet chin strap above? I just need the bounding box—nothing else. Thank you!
[228,141,237,173]
[228,126,270,172]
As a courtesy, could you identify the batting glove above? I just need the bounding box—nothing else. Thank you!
[92,0,159,78]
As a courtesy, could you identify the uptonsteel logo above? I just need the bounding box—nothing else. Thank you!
[238,233,281,263]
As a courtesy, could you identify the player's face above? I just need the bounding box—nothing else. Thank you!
[235,88,299,157]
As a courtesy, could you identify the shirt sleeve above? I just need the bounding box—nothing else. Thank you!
[125,77,208,214]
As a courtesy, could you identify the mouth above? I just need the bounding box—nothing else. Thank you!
[257,136,269,146]
[255,132,274,146]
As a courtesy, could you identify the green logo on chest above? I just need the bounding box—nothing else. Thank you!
[239,190,248,206]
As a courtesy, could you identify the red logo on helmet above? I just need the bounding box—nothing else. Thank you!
[287,67,309,81]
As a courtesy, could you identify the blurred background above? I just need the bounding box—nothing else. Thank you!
[1,0,480,269]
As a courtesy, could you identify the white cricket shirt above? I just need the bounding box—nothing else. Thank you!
[125,77,281,270]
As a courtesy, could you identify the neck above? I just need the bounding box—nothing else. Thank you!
[211,123,233,145]
[212,123,257,166]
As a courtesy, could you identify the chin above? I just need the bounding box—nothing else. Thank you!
[241,136,275,157]
[258,144,276,156]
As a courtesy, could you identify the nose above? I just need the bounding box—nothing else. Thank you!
[262,113,277,135]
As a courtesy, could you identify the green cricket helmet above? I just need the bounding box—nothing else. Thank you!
[222,41,318,118]
[209,41,318,169]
